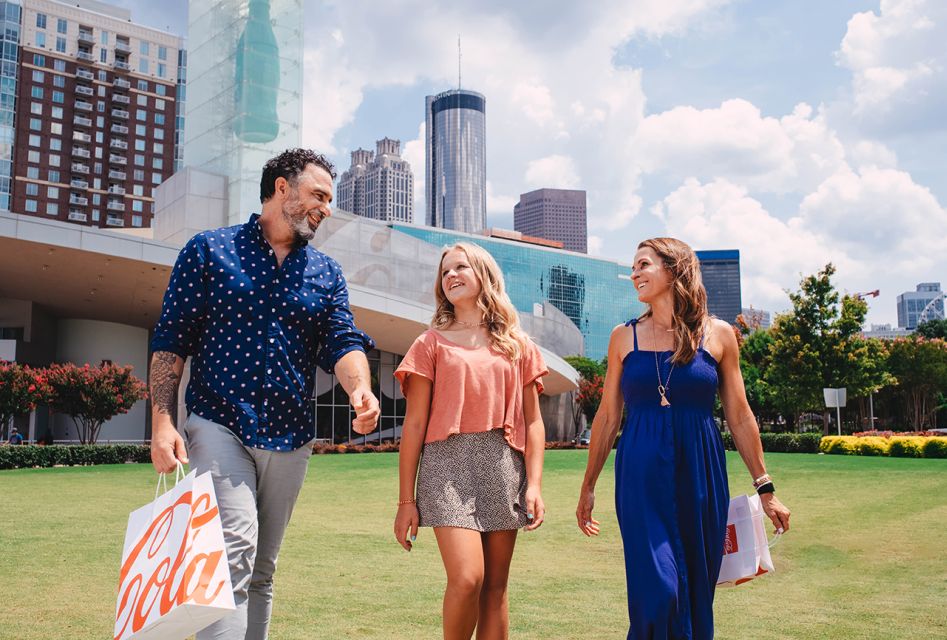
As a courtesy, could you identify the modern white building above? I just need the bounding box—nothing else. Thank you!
[897,282,944,329]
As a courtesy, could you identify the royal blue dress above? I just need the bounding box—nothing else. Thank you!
[614,319,730,639]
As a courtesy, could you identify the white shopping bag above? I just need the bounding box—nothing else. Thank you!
[114,464,235,640]
[716,493,779,587]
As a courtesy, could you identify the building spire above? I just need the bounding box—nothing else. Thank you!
[458,36,462,90]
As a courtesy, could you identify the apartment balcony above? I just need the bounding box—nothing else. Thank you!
[68,210,88,222]
[109,139,127,150]
[110,124,128,135]
[112,94,130,104]
[106,216,124,227]
[78,32,95,45]
[72,131,92,143]
[76,68,94,81]
[71,163,90,174]
[74,100,93,111]
[75,85,93,96]
[70,178,88,189]
[69,194,89,206]
[76,50,94,63]
[113,60,130,72]
[73,115,92,128]
[71,146,90,159]
[114,41,131,53]
[109,154,127,166]
[106,200,125,211]
[114,77,130,89]
[108,170,126,181]
[107,185,125,195]
[111,108,129,119]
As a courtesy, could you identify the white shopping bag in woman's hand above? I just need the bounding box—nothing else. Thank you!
[113,464,234,640]
[716,493,780,587]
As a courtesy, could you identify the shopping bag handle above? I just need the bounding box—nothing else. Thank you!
[768,531,782,548]
[154,461,186,500]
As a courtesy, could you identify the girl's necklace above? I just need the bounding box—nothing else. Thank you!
[651,320,675,407]
[453,317,486,329]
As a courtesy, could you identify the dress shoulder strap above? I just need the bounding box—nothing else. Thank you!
[624,318,639,351]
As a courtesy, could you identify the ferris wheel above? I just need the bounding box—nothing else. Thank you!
[917,293,947,326]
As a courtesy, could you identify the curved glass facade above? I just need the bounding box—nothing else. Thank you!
[0,1,20,212]
[425,89,486,234]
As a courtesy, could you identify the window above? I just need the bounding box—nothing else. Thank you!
[25,200,37,212]
[98,70,108,81]
[93,179,101,190]
[157,63,166,78]
[55,37,66,53]
[94,162,101,175]
[132,200,143,212]
[53,75,64,87]
[25,183,38,196]
[52,90,64,104]
[100,49,107,63]
[29,117,41,131]
[56,18,67,34]
[132,185,143,196]
[139,59,149,74]
[96,116,104,127]
[101,31,108,45]
[158,46,167,61]
[151,172,162,185]
[36,13,46,29]
[28,150,40,163]
[36,33,45,48]
[30,102,42,116]
[97,101,104,112]
[28,134,40,147]
[153,143,164,154]
[134,153,144,165]
[140,41,149,56]
[92,193,101,205]
[136,109,146,121]
[47,202,58,216]
[137,94,148,106]
[30,86,43,99]
[47,186,59,198]
[92,209,100,221]
[155,84,166,97]
[95,146,102,158]
[134,140,145,151]
[53,58,65,71]
[26,167,39,179]
[135,124,146,136]
[32,53,45,66]
[48,170,59,183]
[132,215,142,227]
[154,128,164,140]
[95,131,103,143]
[152,157,163,170]
[155,98,165,110]
[50,138,61,151]
[51,123,62,135]
[49,154,60,167]
[32,70,44,82]
[51,106,62,119]
[154,113,165,125]
[133,170,144,181]
[137,79,148,91]
[98,85,106,97]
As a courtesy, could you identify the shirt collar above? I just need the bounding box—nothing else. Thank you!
[245,212,310,252]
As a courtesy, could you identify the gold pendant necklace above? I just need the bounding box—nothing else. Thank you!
[453,317,486,329]
[651,320,675,407]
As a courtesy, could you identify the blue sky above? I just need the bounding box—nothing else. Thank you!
[124,0,947,327]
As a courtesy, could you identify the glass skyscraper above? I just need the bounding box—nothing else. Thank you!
[0,0,20,212]
[425,89,486,233]
[696,250,742,323]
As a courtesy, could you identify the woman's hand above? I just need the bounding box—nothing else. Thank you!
[760,493,791,535]
[393,503,419,552]
[576,484,600,536]
[524,485,545,531]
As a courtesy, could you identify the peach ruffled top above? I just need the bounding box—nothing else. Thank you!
[393,330,548,453]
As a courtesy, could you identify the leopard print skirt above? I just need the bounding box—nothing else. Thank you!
[417,428,530,532]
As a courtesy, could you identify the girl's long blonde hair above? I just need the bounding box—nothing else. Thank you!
[432,242,526,361]
[638,237,710,364]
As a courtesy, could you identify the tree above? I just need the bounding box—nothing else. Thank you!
[763,264,891,433]
[737,328,778,427]
[0,361,52,440]
[916,319,947,340]
[46,363,148,444]
[885,337,947,429]
[564,355,607,435]
[575,374,604,425]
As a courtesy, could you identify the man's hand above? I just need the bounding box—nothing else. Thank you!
[350,387,380,435]
[151,421,188,474]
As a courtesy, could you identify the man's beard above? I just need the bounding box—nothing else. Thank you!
[281,196,317,243]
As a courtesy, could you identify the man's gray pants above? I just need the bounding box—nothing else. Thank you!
[184,414,313,640]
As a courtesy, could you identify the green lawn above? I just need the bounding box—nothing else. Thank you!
[1,451,945,639]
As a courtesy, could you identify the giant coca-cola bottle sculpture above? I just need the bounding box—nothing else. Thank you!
[234,0,280,142]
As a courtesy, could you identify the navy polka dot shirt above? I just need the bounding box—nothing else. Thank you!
[151,214,375,451]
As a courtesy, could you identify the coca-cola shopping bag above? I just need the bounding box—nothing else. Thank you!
[113,464,235,640]
[716,493,780,587]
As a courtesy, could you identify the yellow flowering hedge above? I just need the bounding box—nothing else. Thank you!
[819,435,947,458]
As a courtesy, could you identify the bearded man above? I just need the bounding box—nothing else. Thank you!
[148,148,379,639]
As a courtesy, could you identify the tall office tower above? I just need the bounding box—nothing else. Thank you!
[184,0,302,226]
[425,89,486,233]
[897,282,944,329]
[513,188,587,253]
[6,0,184,228]
[337,138,413,223]
[696,250,742,323]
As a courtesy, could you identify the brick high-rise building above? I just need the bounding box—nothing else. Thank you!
[337,138,414,223]
[513,188,587,254]
[4,0,184,229]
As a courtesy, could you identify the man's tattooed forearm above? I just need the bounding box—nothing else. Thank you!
[150,351,181,416]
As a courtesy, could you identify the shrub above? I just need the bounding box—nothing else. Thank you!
[887,437,925,458]
[759,432,822,453]
[820,436,856,455]
[854,437,889,456]
[0,444,151,470]
[922,438,947,459]
[0,361,52,438]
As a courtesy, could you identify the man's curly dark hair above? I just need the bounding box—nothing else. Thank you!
[260,148,337,203]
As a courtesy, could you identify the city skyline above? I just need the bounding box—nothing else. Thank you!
[120,0,946,327]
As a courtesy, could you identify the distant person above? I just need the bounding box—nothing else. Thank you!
[576,237,791,639]
[393,242,548,639]
[7,427,24,445]
[149,148,379,640]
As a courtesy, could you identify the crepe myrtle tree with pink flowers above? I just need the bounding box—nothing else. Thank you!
[46,362,148,444]
[0,361,52,440]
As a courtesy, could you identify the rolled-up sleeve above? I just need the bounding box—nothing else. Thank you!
[150,235,208,358]
[316,260,375,373]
